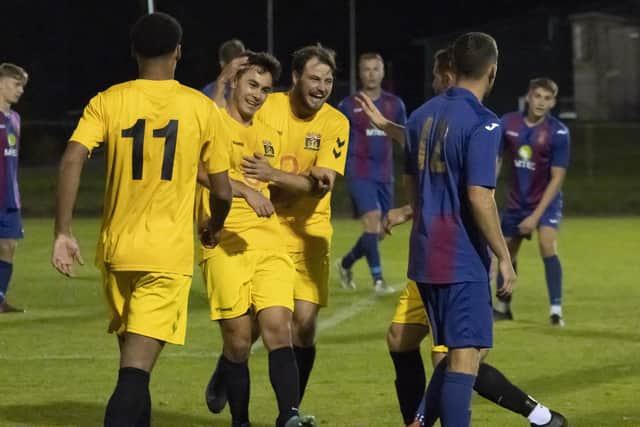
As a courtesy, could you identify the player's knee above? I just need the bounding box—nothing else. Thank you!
[448,348,482,375]
[223,336,252,362]
[386,323,403,351]
[262,325,293,351]
[538,240,557,257]
[386,323,426,352]
[0,239,17,259]
[293,317,316,347]
[362,210,382,233]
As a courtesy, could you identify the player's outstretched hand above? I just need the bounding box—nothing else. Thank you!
[517,214,538,236]
[497,257,517,296]
[383,206,412,235]
[245,189,275,217]
[355,92,389,130]
[52,234,84,277]
[242,153,275,182]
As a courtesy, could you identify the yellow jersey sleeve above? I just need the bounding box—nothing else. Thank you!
[316,109,349,175]
[69,93,106,153]
[201,104,231,174]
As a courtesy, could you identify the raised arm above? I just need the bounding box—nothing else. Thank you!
[356,92,406,145]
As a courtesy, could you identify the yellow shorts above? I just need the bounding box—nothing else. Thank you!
[392,280,448,353]
[201,248,295,321]
[103,270,192,345]
[289,244,330,307]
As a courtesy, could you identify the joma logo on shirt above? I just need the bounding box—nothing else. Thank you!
[304,133,321,151]
[4,148,17,157]
[263,140,275,157]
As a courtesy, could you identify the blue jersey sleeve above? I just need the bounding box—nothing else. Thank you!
[337,97,349,118]
[201,81,215,98]
[551,126,570,168]
[466,119,502,188]
[404,114,419,176]
[396,98,408,125]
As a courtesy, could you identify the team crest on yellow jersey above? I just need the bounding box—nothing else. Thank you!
[304,133,321,151]
[263,140,275,157]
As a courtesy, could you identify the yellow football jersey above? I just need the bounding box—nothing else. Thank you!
[70,79,229,276]
[196,108,284,261]
[255,92,350,251]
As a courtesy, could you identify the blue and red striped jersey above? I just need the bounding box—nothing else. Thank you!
[500,112,570,211]
[405,87,502,284]
[339,90,406,183]
[0,111,21,210]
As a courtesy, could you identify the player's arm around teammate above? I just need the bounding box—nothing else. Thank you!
[197,52,316,426]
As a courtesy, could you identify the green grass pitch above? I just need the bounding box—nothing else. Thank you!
[0,217,639,426]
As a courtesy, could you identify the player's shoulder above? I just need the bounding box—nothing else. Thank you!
[338,93,357,107]
[262,91,289,110]
[319,102,349,126]
[408,94,446,122]
[381,90,405,106]
[500,111,522,123]
[547,115,570,135]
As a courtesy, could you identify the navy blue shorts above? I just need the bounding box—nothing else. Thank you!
[417,281,493,349]
[347,178,393,217]
[0,208,23,239]
[501,205,562,239]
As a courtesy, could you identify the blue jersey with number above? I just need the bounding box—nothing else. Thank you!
[500,112,570,211]
[405,87,502,284]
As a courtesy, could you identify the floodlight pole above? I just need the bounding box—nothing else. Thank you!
[147,0,155,13]
[267,0,274,54]
[349,0,356,94]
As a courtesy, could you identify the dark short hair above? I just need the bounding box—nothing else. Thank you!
[529,77,559,96]
[434,47,453,76]
[358,52,383,64]
[218,39,246,65]
[0,63,28,82]
[291,44,336,76]
[237,51,282,82]
[452,32,498,80]
[131,12,182,58]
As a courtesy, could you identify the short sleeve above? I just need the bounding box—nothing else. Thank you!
[201,104,230,174]
[396,98,408,126]
[337,97,349,118]
[551,126,570,168]
[316,112,349,175]
[466,119,502,188]
[404,113,419,176]
[69,93,106,153]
